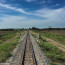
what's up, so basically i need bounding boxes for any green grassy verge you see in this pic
[0,30,26,62]
[31,31,65,65]
[42,33,65,45]
[0,35,19,62]
[38,39,65,65]
[0,32,17,42]
[32,30,65,45]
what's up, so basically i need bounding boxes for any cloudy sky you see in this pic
[0,0,65,28]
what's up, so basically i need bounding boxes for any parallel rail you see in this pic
[21,31,37,65]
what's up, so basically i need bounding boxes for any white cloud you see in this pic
[0,15,45,28]
[25,0,36,2]
[0,3,65,28]
[0,0,6,3]
[0,3,27,14]
[0,9,65,29]
[0,3,65,20]
[0,3,38,16]
[0,3,47,18]
[33,7,65,19]
[55,4,60,6]
[30,7,65,27]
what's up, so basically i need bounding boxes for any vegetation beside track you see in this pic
[31,31,65,65]
[32,30,65,45]
[0,30,26,62]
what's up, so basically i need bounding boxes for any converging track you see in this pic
[0,31,50,65]
[21,31,37,65]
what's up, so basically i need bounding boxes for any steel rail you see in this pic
[21,31,37,65]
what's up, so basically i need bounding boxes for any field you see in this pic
[0,29,26,62]
[31,29,65,65]
[32,30,65,45]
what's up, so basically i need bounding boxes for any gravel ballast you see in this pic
[0,32,50,65]
[30,34,50,65]
[0,33,27,65]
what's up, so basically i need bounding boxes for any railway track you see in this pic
[21,31,37,65]
[0,31,49,65]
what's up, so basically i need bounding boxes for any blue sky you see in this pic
[0,0,65,28]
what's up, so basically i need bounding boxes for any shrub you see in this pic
[0,40,2,44]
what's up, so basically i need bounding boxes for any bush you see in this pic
[0,51,12,62]
[0,40,2,44]
[38,38,65,64]
[50,62,58,65]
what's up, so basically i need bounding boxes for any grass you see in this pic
[0,40,2,44]
[0,34,19,62]
[0,51,12,62]
[38,39,65,61]
[31,31,65,65]
[0,32,17,41]
[42,33,65,45]
[39,39,65,65]
[0,30,26,62]
[32,30,65,45]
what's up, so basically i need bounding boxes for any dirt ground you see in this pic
[31,31,65,52]
[42,36,65,52]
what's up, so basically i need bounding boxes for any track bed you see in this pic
[22,31,37,65]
